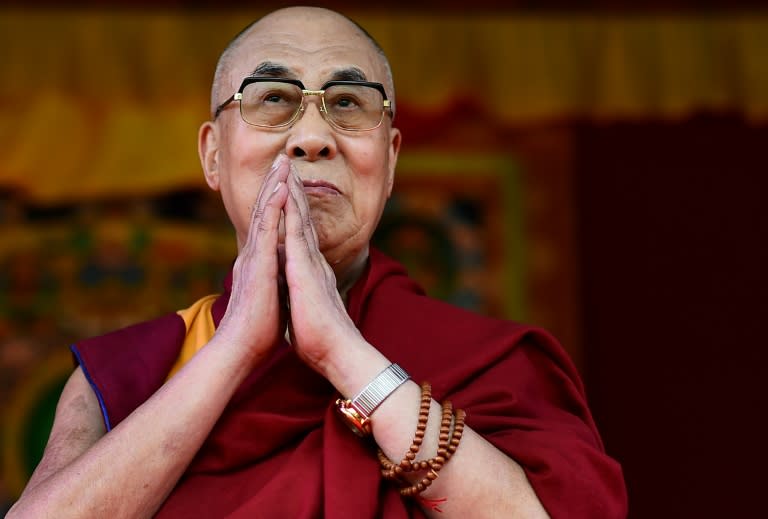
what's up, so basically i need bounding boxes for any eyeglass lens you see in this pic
[240,81,384,129]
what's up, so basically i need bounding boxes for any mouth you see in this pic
[301,179,342,196]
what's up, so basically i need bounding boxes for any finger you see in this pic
[242,179,288,256]
[242,158,290,251]
[284,178,309,254]
[285,176,340,293]
[256,155,290,208]
[287,168,319,251]
[252,156,290,221]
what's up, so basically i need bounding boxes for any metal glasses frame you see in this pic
[213,77,392,131]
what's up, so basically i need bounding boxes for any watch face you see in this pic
[335,400,369,437]
[336,399,371,438]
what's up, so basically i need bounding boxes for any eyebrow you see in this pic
[248,62,369,83]
[328,67,368,82]
[249,61,296,78]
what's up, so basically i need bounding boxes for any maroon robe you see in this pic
[72,248,627,518]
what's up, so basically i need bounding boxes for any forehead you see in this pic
[227,14,385,88]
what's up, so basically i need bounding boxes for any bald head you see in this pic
[210,7,395,119]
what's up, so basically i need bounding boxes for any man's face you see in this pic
[199,9,401,276]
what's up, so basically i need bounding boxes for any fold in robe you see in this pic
[72,248,627,518]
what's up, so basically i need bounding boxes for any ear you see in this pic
[385,127,402,198]
[198,120,221,191]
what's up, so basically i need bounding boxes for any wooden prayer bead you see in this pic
[376,382,467,498]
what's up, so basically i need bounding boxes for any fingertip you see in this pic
[266,156,290,186]
[271,154,289,171]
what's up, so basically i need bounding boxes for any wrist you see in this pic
[320,333,392,401]
[209,325,275,371]
[335,363,410,436]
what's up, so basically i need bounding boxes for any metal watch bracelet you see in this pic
[352,363,410,416]
[335,363,410,437]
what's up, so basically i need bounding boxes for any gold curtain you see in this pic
[2,10,768,201]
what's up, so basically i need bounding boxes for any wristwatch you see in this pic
[335,363,410,437]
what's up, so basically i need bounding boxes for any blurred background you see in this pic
[1,1,767,517]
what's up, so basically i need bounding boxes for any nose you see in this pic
[285,100,337,161]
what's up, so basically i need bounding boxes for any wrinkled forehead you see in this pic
[225,16,386,91]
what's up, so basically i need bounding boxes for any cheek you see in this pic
[349,151,392,210]
[217,133,284,244]
[346,139,390,187]
[226,139,277,174]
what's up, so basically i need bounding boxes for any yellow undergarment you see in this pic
[165,293,219,380]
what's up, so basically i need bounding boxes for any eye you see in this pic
[263,91,290,104]
[336,96,358,108]
[242,82,301,107]
[329,93,363,111]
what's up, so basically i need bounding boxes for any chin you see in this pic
[324,241,366,268]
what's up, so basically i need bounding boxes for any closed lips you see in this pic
[302,180,342,195]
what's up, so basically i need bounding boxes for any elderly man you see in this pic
[9,7,626,518]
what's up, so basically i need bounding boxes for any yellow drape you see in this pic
[2,10,768,201]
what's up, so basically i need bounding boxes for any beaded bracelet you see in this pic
[399,408,466,497]
[378,382,432,479]
[377,382,466,497]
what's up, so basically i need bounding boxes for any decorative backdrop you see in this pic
[3,11,768,201]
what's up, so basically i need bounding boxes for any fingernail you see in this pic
[270,155,286,171]
[272,181,283,193]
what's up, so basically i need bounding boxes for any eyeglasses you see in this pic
[214,77,392,131]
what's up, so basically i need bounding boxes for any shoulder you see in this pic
[74,292,223,352]
[362,253,574,384]
[75,311,186,355]
[70,303,207,430]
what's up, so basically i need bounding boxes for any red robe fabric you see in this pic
[72,248,627,518]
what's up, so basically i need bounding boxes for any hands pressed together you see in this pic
[6,155,388,519]
[8,155,552,519]
[216,155,364,377]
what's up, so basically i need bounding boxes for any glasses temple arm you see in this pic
[213,94,236,120]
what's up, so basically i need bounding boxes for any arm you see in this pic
[332,355,550,519]
[9,339,258,519]
[281,169,549,518]
[9,162,292,519]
